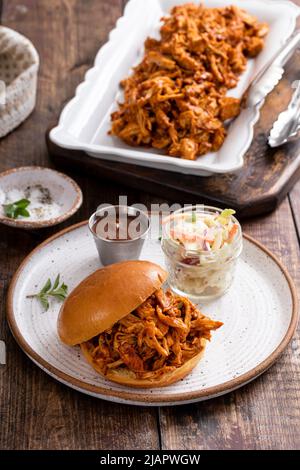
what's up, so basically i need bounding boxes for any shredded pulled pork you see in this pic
[83,289,223,380]
[110,3,268,160]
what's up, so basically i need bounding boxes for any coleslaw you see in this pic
[161,206,243,301]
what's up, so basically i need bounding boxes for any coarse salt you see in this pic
[0,184,62,221]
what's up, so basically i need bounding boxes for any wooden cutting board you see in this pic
[47,52,300,219]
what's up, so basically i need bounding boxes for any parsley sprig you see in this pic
[3,199,31,219]
[27,275,68,311]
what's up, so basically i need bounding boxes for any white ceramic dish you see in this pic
[50,0,300,176]
[7,221,298,406]
[0,167,82,229]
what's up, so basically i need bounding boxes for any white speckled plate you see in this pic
[7,222,298,406]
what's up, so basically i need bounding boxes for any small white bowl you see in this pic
[0,166,83,229]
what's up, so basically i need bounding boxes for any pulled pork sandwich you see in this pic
[58,261,222,388]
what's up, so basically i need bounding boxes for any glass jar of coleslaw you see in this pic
[161,205,243,302]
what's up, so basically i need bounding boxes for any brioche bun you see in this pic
[57,260,168,346]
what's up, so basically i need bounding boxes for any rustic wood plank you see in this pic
[289,181,300,243]
[160,198,300,450]
[0,0,159,450]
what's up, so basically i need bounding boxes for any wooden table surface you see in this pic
[0,0,300,450]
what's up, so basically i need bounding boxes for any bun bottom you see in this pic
[80,339,206,388]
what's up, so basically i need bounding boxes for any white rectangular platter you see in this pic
[50,0,300,176]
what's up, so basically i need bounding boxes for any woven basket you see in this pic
[0,26,39,138]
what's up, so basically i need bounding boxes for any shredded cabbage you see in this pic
[162,208,242,299]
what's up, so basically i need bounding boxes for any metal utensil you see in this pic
[269,80,300,147]
[244,30,300,108]
[0,340,6,365]
[89,205,150,266]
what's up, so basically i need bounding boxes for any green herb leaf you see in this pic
[51,286,68,300]
[61,282,68,293]
[52,274,60,291]
[3,199,31,219]
[40,296,50,311]
[26,275,68,311]
[15,199,31,209]
[40,278,52,294]
[4,206,14,218]
[191,212,197,223]
[18,208,30,217]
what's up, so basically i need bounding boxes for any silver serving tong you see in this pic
[245,30,300,109]
[269,80,300,147]
[0,340,6,365]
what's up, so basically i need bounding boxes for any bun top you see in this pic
[57,260,168,346]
